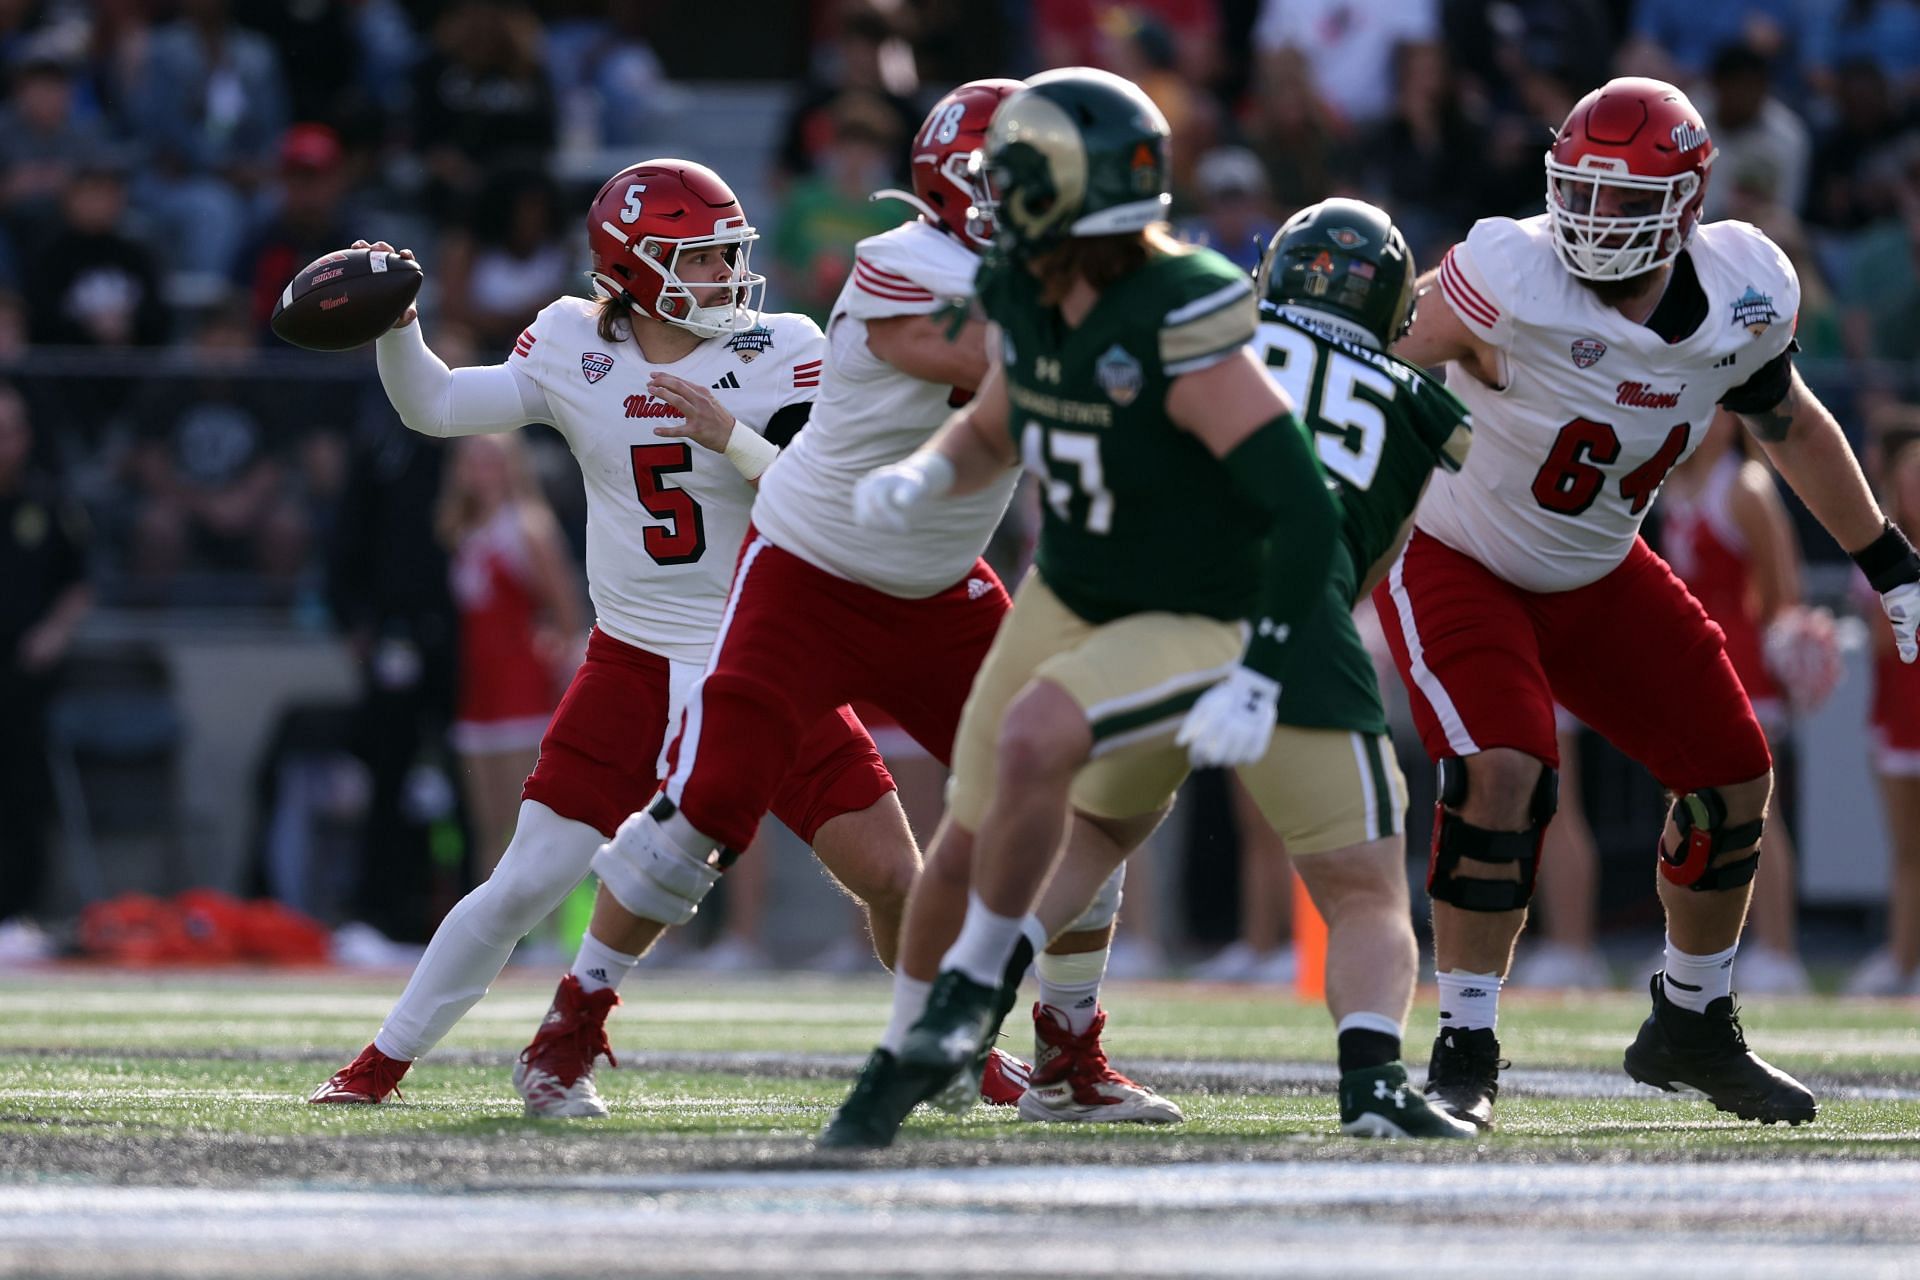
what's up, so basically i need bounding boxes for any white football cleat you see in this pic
[512,973,620,1119]
[512,1056,611,1119]
[1016,1004,1184,1125]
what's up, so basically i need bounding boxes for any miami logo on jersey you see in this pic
[1731,286,1778,336]
[581,351,615,383]
[623,394,682,419]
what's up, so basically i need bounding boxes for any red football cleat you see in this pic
[308,1043,410,1104]
[1016,1003,1184,1124]
[512,974,621,1118]
[979,1046,1031,1106]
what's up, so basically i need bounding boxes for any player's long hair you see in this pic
[594,291,634,345]
[1031,222,1183,306]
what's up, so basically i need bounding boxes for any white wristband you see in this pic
[723,424,781,481]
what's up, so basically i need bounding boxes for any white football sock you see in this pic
[880,973,933,1055]
[1436,969,1503,1033]
[941,893,1025,988]
[1662,935,1737,1013]
[571,932,641,995]
[374,801,600,1061]
[1036,946,1108,1036]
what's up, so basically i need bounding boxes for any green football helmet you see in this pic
[1256,198,1416,350]
[969,67,1172,259]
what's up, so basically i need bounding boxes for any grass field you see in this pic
[4,968,1920,1278]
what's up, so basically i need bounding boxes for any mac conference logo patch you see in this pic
[581,351,614,383]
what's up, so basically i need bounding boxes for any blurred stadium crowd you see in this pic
[2,0,1919,976]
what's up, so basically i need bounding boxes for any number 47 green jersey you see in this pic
[1255,304,1474,732]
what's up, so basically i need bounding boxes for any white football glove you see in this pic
[1884,580,1920,664]
[851,453,956,533]
[1176,665,1280,769]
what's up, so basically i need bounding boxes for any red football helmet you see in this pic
[875,78,1024,249]
[1545,77,1716,281]
[586,159,765,337]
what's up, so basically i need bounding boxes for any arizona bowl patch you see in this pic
[1731,286,1778,336]
[1095,343,1143,407]
[1571,338,1607,368]
[725,325,774,362]
[581,351,614,383]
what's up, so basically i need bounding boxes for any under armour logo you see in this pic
[711,371,741,390]
[1374,1079,1408,1108]
[966,578,992,600]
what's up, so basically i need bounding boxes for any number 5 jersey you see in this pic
[1417,213,1799,592]
[506,297,824,662]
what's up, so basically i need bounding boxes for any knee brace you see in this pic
[1064,864,1126,934]
[1427,758,1558,913]
[589,797,736,927]
[1658,788,1764,891]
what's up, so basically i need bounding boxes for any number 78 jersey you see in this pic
[1254,308,1472,590]
[1415,214,1800,593]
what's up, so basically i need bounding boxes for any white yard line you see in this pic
[3,1164,1919,1279]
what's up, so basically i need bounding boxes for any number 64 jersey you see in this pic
[1415,214,1799,592]
[506,297,824,664]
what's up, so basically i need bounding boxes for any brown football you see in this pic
[270,247,424,351]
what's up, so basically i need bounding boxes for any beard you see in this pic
[1572,266,1665,309]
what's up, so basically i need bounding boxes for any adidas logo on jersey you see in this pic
[711,372,741,390]
[966,578,992,600]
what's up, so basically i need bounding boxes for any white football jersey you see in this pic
[510,297,824,663]
[752,219,1020,598]
[1416,215,1799,592]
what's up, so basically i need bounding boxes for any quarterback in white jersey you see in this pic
[1374,78,1920,1132]
[309,160,916,1121]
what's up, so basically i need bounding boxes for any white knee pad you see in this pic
[590,808,722,927]
[1065,864,1126,934]
[466,801,603,948]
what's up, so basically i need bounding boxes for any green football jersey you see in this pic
[977,243,1278,624]
[1254,306,1473,594]
[1252,306,1474,733]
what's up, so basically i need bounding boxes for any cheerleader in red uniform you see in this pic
[440,434,585,875]
[1663,410,1840,994]
[1853,438,1920,995]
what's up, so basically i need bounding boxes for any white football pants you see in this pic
[373,800,602,1061]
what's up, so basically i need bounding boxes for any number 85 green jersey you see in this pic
[1256,305,1472,594]
[1254,305,1473,733]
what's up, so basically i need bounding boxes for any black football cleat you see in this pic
[1424,1026,1507,1131]
[1624,973,1817,1126]
[816,1048,952,1150]
[899,968,1001,1075]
